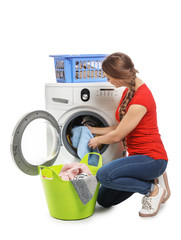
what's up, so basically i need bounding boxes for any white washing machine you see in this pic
[11,82,124,176]
[45,82,124,164]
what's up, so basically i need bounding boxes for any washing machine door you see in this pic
[11,110,61,176]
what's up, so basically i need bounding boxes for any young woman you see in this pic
[88,52,170,217]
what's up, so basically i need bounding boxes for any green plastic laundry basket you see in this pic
[38,152,102,220]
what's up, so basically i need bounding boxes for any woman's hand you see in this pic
[88,137,100,149]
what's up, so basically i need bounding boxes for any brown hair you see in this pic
[102,52,139,155]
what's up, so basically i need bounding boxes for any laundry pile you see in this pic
[60,162,98,205]
[43,162,98,205]
[59,162,92,181]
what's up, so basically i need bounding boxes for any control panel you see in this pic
[76,86,123,107]
[95,88,120,103]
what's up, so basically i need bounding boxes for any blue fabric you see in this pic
[70,126,99,166]
[96,155,168,208]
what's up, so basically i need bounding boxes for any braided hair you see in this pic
[102,52,139,156]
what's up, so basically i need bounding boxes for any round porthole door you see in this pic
[10,110,61,176]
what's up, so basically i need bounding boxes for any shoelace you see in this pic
[142,196,152,210]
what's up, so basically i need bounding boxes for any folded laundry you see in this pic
[59,162,92,181]
[71,126,99,166]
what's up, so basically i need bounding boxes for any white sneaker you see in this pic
[156,172,171,203]
[139,184,166,217]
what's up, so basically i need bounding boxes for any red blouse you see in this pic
[115,84,168,160]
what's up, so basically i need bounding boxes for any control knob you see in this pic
[81,88,90,102]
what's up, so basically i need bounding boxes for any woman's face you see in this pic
[104,73,128,88]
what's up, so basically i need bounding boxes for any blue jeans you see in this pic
[96,155,167,208]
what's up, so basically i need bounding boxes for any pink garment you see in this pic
[59,162,92,181]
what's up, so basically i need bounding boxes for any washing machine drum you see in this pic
[62,111,109,158]
[11,111,61,176]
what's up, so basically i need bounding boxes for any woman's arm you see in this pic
[86,125,117,135]
[88,104,147,149]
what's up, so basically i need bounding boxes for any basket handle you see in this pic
[38,165,61,181]
[80,152,102,169]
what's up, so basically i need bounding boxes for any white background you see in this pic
[1,0,180,239]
